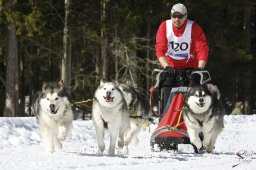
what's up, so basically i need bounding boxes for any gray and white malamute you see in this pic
[183,84,224,153]
[92,80,133,156]
[32,80,73,153]
[119,83,153,145]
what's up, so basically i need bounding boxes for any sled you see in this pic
[150,87,197,152]
[149,69,211,152]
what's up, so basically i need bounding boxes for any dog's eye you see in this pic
[104,88,106,90]
[55,97,59,100]
[47,98,49,100]
[112,88,115,90]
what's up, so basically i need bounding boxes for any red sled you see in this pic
[149,68,211,152]
[150,89,198,152]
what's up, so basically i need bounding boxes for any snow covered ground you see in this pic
[0,115,255,170]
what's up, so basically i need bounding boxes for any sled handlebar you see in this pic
[151,68,211,86]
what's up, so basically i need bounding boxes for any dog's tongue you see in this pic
[51,110,56,114]
[104,96,114,102]
[51,108,59,114]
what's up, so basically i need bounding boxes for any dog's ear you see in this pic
[100,79,106,86]
[42,81,49,92]
[119,83,130,93]
[59,80,65,89]
[207,84,221,100]
[114,80,120,86]
[126,79,133,86]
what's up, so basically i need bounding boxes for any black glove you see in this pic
[159,66,175,87]
[163,66,175,74]
[193,67,204,71]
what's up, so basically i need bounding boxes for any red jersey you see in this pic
[155,19,209,69]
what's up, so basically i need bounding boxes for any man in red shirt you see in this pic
[153,5,210,151]
[154,3,209,116]
[155,3,209,70]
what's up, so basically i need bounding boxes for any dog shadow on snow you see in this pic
[64,149,229,160]
[65,151,128,158]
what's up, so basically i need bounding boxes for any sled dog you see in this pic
[183,84,224,153]
[119,83,153,145]
[92,80,132,156]
[32,80,73,153]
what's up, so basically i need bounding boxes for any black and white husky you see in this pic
[119,83,153,145]
[32,80,73,153]
[183,84,224,153]
[92,80,133,156]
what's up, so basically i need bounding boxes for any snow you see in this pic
[0,115,256,170]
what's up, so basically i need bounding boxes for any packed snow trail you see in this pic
[0,115,255,170]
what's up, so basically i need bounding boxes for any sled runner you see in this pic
[149,68,211,152]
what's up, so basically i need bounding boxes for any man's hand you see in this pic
[158,56,169,68]
[164,66,175,74]
[198,60,206,69]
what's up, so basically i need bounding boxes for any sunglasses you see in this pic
[171,14,185,19]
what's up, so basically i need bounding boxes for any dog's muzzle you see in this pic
[103,91,114,102]
[49,104,59,114]
[196,98,205,107]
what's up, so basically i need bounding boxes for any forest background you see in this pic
[0,0,255,117]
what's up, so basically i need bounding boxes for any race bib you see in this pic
[166,20,193,60]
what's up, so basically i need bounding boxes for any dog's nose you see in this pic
[106,91,111,96]
[50,104,55,110]
[199,98,204,103]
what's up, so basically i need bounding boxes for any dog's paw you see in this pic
[131,137,139,146]
[205,146,215,153]
[42,140,54,153]
[98,143,105,152]
[189,135,203,150]
[199,146,206,153]
[44,145,54,153]
[108,150,115,156]
[47,149,54,153]
[58,126,69,141]
[123,145,129,156]
[192,142,205,154]
[97,150,104,156]
[57,132,66,141]
[53,138,62,151]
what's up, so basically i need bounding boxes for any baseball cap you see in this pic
[171,3,187,15]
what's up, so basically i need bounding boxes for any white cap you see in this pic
[171,3,187,15]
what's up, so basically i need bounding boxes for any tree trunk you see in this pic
[242,1,252,114]
[4,25,19,117]
[101,1,107,80]
[61,0,71,90]
[114,29,119,81]
[243,1,251,52]
[18,38,25,116]
[146,15,151,93]
[129,36,138,87]
[95,47,100,83]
